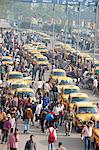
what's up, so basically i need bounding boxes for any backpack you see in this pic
[48,128,55,143]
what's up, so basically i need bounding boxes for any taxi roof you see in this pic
[92,113,99,120]
[2,56,12,59]
[70,93,89,98]
[16,88,33,92]
[95,66,99,70]
[94,60,99,64]
[34,53,43,57]
[11,81,25,85]
[52,69,65,72]
[8,71,23,75]
[75,102,96,107]
[60,76,73,80]
[62,85,80,90]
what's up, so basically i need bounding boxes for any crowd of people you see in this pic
[0,29,98,150]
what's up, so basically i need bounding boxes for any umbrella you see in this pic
[46,113,54,121]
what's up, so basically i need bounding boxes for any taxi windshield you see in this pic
[12,84,26,90]
[78,107,97,114]
[17,91,34,98]
[38,47,46,50]
[59,80,72,85]
[9,74,23,79]
[97,121,99,128]
[52,71,65,76]
[2,58,12,62]
[38,58,47,61]
[72,97,89,103]
[64,89,79,94]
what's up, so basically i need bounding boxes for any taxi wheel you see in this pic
[93,139,98,150]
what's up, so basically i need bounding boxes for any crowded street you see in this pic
[0,0,99,150]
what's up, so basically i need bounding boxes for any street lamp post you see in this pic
[64,1,68,44]
[93,1,99,63]
[76,2,80,58]
[52,3,55,54]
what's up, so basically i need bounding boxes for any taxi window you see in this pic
[64,89,79,94]
[9,74,23,79]
[38,58,47,61]
[97,121,99,128]
[71,97,89,103]
[2,58,12,62]
[11,84,26,89]
[52,71,65,76]
[17,91,34,98]
[59,80,72,85]
[78,107,97,114]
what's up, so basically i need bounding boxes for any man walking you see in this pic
[24,134,37,150]
[64,108,73,136]
[23,107,33,134]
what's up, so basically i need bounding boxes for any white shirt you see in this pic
[93,79,98,88]
[35,104,42,115]
[44,83,51,93]
[88,126,93,137]
[82,126,90,138]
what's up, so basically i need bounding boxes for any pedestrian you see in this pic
[92,77,98,95]
[64,107,73,136]
[47,123,57,150]
[7,128,19,150]
[23,107,33,134]
[81,122,92,150]
[42,92,50,108]
[56,142,67,150]
[1,114,12,144]
[0,107,6,140]
[40,109,47,133]
[24,134,37,150]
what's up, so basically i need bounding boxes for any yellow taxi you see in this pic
[69,93,89,109]
[59,76,73,88]
[91,114,99,149]
[73,102,97,132]
[37,45,48,55]
[54,43,63,53]
[51,69,66,81]
[33,54,49,66]
[23,76,32,87]
[9,81,26,95]
[42,36,50,43]
[7,71,31,86]
[15,88,36,102]
[7,71,24,84]
[60,85,80,108]
[36,55,49,66]
[95,66,99,75]
[94,60,99,67]
[2,56,13,65]
[32,42,42,47]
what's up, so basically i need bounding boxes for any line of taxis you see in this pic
[22,42,49,67]
[2,39,50,104]
[50,68,99,149]
[54,42,99,75]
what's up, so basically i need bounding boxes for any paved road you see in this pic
[0,81,96,150]
[0,118,94,150]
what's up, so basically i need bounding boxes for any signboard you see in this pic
[16,0,98,4]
